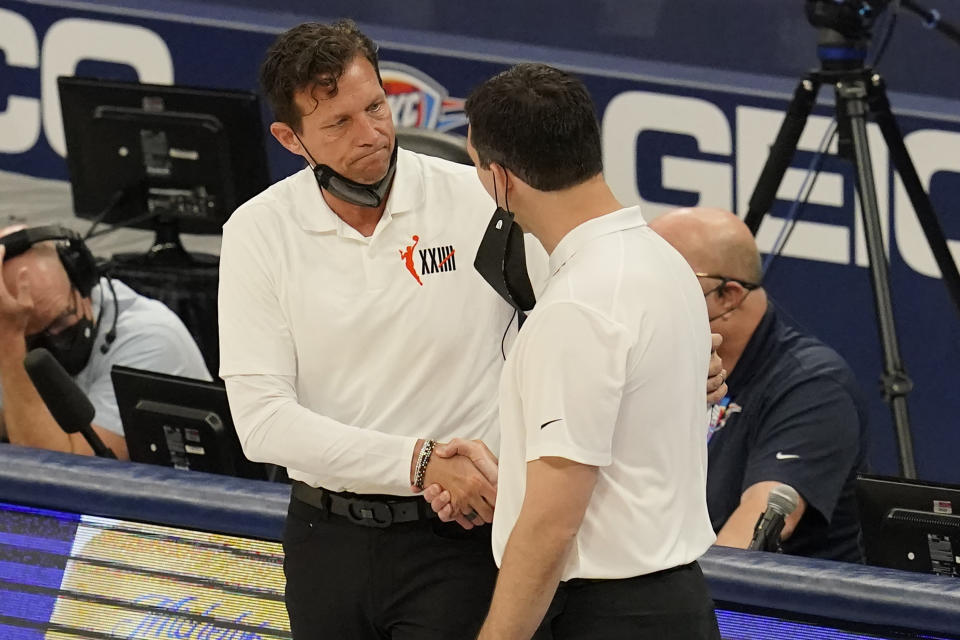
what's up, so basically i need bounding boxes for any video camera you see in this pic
[806,0,891,40]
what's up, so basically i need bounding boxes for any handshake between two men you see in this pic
[411,334,730,528]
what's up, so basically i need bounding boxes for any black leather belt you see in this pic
[291,480,437,528]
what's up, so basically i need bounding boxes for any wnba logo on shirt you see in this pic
[399,236,457,285]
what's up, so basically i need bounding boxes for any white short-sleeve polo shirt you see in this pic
[492,206,717,580]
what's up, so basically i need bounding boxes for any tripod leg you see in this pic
[839,81,918,479]
[744,76,821,235]
[867,75,960,321]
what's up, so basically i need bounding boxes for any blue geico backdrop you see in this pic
[2,0,959,482]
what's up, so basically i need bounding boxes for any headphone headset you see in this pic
[1,225,117,353]
[1,225,98,295]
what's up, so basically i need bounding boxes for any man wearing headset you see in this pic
[0,225,210,459]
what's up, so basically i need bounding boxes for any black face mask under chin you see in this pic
[473,175,536,317]
[26,317,96,376]
[296,132,398,208]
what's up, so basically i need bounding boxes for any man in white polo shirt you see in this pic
[220,20,727,640]
[463,64,721,639]
[219,20,527,640]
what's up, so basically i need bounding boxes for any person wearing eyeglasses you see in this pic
[0,228,210,458]
[649,207,867,562]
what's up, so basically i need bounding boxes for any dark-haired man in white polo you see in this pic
[459,63,721,639]
[221,20,727,640]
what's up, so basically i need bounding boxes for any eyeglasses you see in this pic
[694,273,761,296]
[38,288,82,337]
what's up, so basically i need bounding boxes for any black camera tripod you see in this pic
[743,5,960,479]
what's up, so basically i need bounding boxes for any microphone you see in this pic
[23,348,117,459]
[747,484,800,552]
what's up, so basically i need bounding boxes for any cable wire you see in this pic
[761,120,839,277]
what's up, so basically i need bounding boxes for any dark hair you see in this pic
[465,63,603,192]
[260,20,380,130]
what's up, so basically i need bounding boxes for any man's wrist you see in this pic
[410,438,425,485]
[0,336,27,370]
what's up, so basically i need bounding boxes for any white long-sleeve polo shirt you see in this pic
[219,149,527,495]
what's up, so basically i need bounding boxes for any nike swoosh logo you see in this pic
[776,452,801,460]
[540,419,563,430]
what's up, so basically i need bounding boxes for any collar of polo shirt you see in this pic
[547,207,647,276]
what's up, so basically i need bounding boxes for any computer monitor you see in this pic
[856,474,960,577]
[57,76,270,264]
[111,365,268,480]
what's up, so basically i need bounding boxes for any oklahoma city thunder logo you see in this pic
[707,398,742,443]
[381,63,468,132]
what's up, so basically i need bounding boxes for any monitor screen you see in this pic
[857,474,960,577]
[111,365,267,481]
[57,76,270,236]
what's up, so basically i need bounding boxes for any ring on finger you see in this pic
[464,510,479,522]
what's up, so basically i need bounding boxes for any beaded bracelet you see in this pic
[413,439,437,490]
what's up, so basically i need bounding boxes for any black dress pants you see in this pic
[534,562,721,640]
[282,496,497,640]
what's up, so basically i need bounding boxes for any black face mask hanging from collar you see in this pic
[473,172,536,319]
[295,132,398,208]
